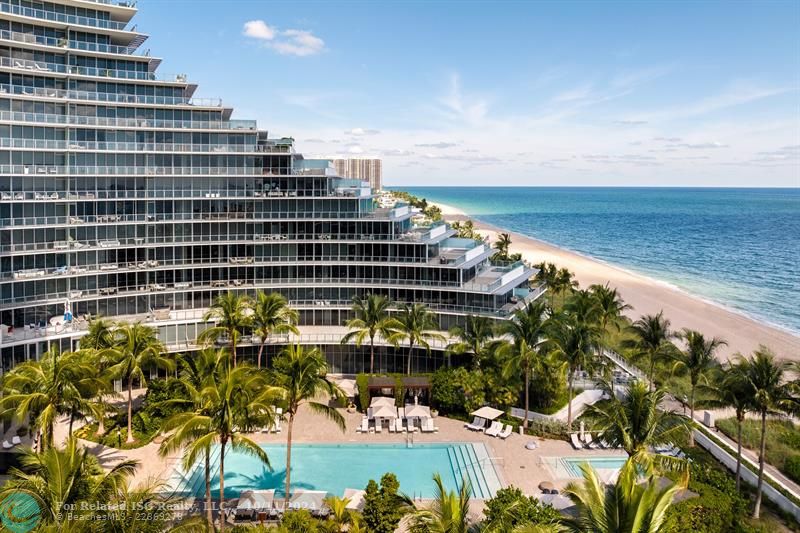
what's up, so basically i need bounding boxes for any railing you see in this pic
[0,2,130,31]
[0,56,188,83]
[0,83,221,107]
[0,110,257,130]
[0,29,141,55]
[0,165,266,176]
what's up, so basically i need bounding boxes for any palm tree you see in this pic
[584,380,690,476]
[738,347,796,519]
[671,329,725,446]
[391,303,446,375]
[624,312,676,390]
[492,232,513,261]
[199,292,253,367]
[703,362,752,491]
[81,316,116,350]
[342,294,401,373]
[561,460,679,533]
[272,344,345,510]
[324,495,353,532]
[1,347,99,450]
[553,268,578,306]
[158,348,228,528]
[0,436,138,526]
[252,291,299,369]
[104,322,173,443]
[499,300,550,429]
[547,314,602,429]
[589,283,632,334]
[563,289,601,325]
[447,314,495,369]
[408,474,474,533]
[533,262,559,307]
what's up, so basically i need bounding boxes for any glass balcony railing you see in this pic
[0,56,187,83]
[0,138,266,153]
[0,83,222,107]
[0,164,265,176]
[0,3,129,31]
[0,29,141,55]
[0,111,257,131]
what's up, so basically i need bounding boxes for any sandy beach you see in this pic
[432,202,800,362]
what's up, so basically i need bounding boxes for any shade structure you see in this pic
[370,396,395,408]
[343,488,366,511]
[289,490,328,513]
[237,489,275,510]
[404,404,431,419]
[336,379,357,398]
[538,481,555,492]
[470,406,503,420]
[370,404,398,419]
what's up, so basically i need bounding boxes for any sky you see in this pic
[136,0,799,187]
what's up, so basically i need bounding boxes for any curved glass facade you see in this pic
[0,0,541,371]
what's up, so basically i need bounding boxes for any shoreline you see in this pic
[431,201,800,362]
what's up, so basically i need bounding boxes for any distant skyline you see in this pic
[139,0,799,187]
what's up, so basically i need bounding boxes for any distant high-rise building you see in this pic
[333,159,382,190]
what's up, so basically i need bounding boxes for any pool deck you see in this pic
[48,399,625,511]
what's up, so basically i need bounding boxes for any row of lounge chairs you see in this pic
[570,432,618,450]
[230,489,330,522]
[356,416,438,433]
[2,435,23,449]
[465,417,513,439]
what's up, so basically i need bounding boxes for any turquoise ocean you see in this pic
[398,187,800,335]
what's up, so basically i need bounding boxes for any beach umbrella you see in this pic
[63,299,72,322]
[404,404,431,419]
[370,396,395,408]
[470,406,503,421]
[370,404,397,419]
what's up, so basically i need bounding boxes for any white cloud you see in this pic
[415,142,458,149]
[439,73,488,124]
[345,128,380,136]
[242,20,326,57]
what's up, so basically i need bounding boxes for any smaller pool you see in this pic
[543,456,628,479]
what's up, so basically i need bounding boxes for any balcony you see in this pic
[0,83,221,107]
[0,2,130,31]
[0,110,256,130]
[0,164,265,176]
[0,29,142,56]
[0,138,265,153]
[0,56,187,83]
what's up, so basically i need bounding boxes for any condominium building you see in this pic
[0,0,542,373]
[333,158,382,191]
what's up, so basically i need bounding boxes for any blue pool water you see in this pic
[170,442,502,499]
[399,187,800,334]
[561,456,628,477]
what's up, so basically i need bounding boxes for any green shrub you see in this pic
[483,486,561,529]
[664,481,736,533]
[356,373,369,411]
[279,509,320,532]
[431,367,486,415]
[784,455,800,485]
[362,473,406,533]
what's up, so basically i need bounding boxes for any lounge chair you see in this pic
[583,433,599,449]
[374,420,382,433]
[465,416,484,431]
[485,421,502,437]
[357,416,369,433]
[389,419,396,433]
[570,433,583,450]
[498,424,513,439]
[421,418,435,433]
[11,436,21,446]
[395,418,406,432]
[2,440,13,449]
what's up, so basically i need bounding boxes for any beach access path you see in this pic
[432,202,800,362]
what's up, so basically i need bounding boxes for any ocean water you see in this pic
[399,187,800,335]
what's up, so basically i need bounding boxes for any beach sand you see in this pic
[432,202,800,362]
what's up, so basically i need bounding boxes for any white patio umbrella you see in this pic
[370,396,395,408]
[370,404,397,419]
[470,406,503,421]
[404,404,431,419]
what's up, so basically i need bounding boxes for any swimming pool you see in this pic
[543,456,628,479]
[168,443,503,499]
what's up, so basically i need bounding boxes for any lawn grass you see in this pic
[716,417,800,484]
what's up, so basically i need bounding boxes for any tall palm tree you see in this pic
[533,262,559,307]
[561,460,679,533]
[493,232,513,261]
[199,292,253,367]
[158,348,228,528]
[408,474,474,533]
[391,304,446,375]
[563,289,601,325]
[584,380,690,477]
[0,436,138,527]
[1,347,99,450]
[738,347,795,519]
[342,294,401,373]
[671,329,725,446]
[702,362,752,491]
[81,316,116,350]
[272,344,345,510]
[104,322,173,443]
[447,314,495,369]
[499,300,550,429]
[252,291,299,369]
[553,268,578,307]
[166,363,281,531]
[547,314,603,429]
[623,312,676,390]
[589,283,632,334]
